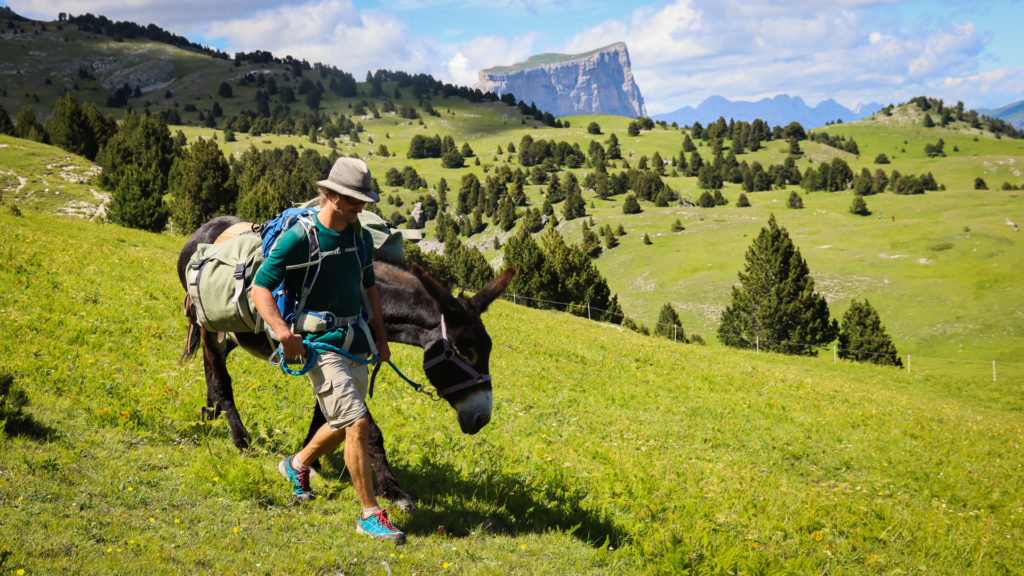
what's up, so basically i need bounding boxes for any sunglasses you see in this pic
[339,195,366,207]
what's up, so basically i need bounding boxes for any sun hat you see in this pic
[317,158,380,203]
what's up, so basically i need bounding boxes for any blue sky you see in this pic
[6,0,1023,114]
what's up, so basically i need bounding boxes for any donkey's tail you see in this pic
[181,294,202,364]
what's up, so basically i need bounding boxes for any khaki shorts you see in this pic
[308,351,369,430]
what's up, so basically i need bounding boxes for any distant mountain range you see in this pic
[979,100,1024,130]
[652,95,882,129]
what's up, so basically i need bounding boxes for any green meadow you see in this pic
[2,209,1023,575]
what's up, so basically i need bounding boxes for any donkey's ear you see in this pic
[409,263,461,314]
[469,267,515,313]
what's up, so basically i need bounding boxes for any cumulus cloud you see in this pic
[10,0,292,34]
[441,33,539,86]
[203,0,432,75]
[555,0,998,114]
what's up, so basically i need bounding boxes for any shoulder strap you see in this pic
[292,213,321,326]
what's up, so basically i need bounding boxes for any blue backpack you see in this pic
[255,207,368,328]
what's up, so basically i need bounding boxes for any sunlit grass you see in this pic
[1,211,1022,574]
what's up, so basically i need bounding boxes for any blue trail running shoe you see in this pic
[278,453,315,501]
[356,509,406,544]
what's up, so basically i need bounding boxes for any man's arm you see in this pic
[252,285,305,359]
[366,285,391,363]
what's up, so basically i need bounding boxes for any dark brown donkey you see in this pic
[177,215,514,511]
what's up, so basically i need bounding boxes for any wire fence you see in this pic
[500,292,1024,383]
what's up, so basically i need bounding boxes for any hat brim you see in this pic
[317,179,380,203]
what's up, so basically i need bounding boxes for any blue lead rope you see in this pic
[271,340,438,401]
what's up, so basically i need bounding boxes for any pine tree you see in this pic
[654,303,685,341]
[0,103,13,135]
[106,164,169,232]
[236,178,287,223]
[97,111,179,231]
[622,194,641,214]
[169,138,236,234]
[838,299,902,367]
[849,195,870,216]
[718,214,838,355]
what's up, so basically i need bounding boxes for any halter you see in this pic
[421,315,492,397]
[273,314,490,401]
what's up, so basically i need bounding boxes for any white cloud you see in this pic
[554,0,1002,114]
[441,33,538,86]
[203,0,431,75]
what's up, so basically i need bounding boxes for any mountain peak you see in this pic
[475,43,646,118]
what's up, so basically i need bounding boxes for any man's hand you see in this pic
[280,332,306,360]
[376,339,391,364]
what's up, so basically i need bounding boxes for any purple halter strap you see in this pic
[422,315,492,397]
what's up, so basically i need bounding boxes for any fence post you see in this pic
[513,293,517,305]
[756,336,759,353]
[907,355,911,373]
[673,325,677,342]
[587,302,591,321]
[993,360,997,382]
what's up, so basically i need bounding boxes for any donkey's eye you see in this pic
[457,346,478,365]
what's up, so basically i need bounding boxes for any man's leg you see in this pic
[343,415,377,509]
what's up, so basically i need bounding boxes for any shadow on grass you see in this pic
[360,455,627,549]
[2,412,59,442]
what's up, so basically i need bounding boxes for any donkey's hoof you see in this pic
[392,496,418,513]
[200,406,220,420]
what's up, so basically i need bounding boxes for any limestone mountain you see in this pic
[474,42,646,119]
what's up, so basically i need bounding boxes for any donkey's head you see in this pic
[410,265,515,434]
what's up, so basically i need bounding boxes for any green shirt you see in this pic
[253,215,376,353]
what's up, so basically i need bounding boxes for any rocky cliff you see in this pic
[474,42,646,118]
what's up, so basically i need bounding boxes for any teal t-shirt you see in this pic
[253,215,376,353]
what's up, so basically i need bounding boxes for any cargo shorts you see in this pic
[308,350,370,430]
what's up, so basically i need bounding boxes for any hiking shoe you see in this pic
[278,454,315,501]
[356,510,406,544]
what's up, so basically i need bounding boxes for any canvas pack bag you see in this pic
[186,209,405,336]
[186,232,265,334]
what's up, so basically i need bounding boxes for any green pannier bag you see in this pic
[186,210,405,335]
[186,233,265,334]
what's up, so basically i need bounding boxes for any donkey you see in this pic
[177,215,514,511]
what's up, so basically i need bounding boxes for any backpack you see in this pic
[185,207,405,335]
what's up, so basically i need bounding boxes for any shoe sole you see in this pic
[355,522,406,545]
[279,458,316,501]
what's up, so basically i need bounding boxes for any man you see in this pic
[250,157,405,544]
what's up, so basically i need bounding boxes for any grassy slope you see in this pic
[3,18,1023,372]
[1,211,1022,575]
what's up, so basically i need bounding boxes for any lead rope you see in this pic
[269,339,439,401]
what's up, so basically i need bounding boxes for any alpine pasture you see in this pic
[2,208,1023,574]
[2,22,1024,571]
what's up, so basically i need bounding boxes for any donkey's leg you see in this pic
[300,403,417,512]
[201,330,250,450]
[366,409,417,512]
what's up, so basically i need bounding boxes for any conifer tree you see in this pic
[169,138,236,234]
[622,194,641,214]
[0,103,13,135]
[654,303,685,341]
[99,111,179,231]
[718,214,838,355]
[838,299,902,367]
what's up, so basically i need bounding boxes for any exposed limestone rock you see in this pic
[475,42,646,118]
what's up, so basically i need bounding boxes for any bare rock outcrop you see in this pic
[475,42,646,118]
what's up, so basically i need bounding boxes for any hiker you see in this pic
[250,157,405,544]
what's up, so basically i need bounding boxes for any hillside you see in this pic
[2,11,1022,379]
[1,210,1023,574]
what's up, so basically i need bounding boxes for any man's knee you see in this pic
[346,413,371,438]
